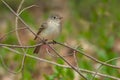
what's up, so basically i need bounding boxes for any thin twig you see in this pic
[0,54,20,74]
[48,45,88,80]
[73,50,82,80]
[17,0,24,13]
[73,51,79,70]
[1,0,49,57]
[0,43,43,48]
[15,0,26,79]
[0,27,28,41]
[55,41,120,69]
[0,0,27,74]
[46,48,74,58]
[1,0,120,79]
[19,5,39,15]
[0,46,27,74]
[46,48,57,57]
[2,0,117,70]
[91,57,120,80]
[2,46,120,80]
[2,1,77,77]
[2,0,120,70]
[1,0,42,40]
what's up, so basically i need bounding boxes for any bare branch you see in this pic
[1,0,120,80]
[55,41,120,69]
[15,0,26,79]
[2,46,120,80]
[0,46,27,74]
[19,5,39,15]
[17,0,25,13]
[48,45,88,80]
[0,27,28,41]
[91,57,120,80]
[1,0,37,37]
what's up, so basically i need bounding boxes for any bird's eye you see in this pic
[53,16,56,19]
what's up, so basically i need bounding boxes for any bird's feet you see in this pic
[42,38,48,44]
[52,40,57,44]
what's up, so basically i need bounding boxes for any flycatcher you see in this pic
[33,14,62,54]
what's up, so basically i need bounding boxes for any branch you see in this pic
[15,0,26,79]
[0,43,42,48]
[91,57,120,80]
[1,0,120,79]
[54,41,120,69]
[1,0,37,38]
[2,46,120,80]
[48,45,88,80]
[19,5,39,15]
[0,27,28,41]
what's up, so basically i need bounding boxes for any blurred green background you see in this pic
[0,0,120,80]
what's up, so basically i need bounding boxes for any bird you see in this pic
[33,14,62,54]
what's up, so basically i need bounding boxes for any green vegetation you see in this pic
[0,0,120,80]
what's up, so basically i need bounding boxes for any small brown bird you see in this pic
[33,14,62,54]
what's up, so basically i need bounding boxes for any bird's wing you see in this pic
[34,22,47,40]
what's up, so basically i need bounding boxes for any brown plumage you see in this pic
[33,14,62,54]
[33,23,47,54]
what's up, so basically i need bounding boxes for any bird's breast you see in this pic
[40,24,61,40]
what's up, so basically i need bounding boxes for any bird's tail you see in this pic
[33,45,41,54]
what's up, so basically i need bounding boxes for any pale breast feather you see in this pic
[40,20,61,40]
